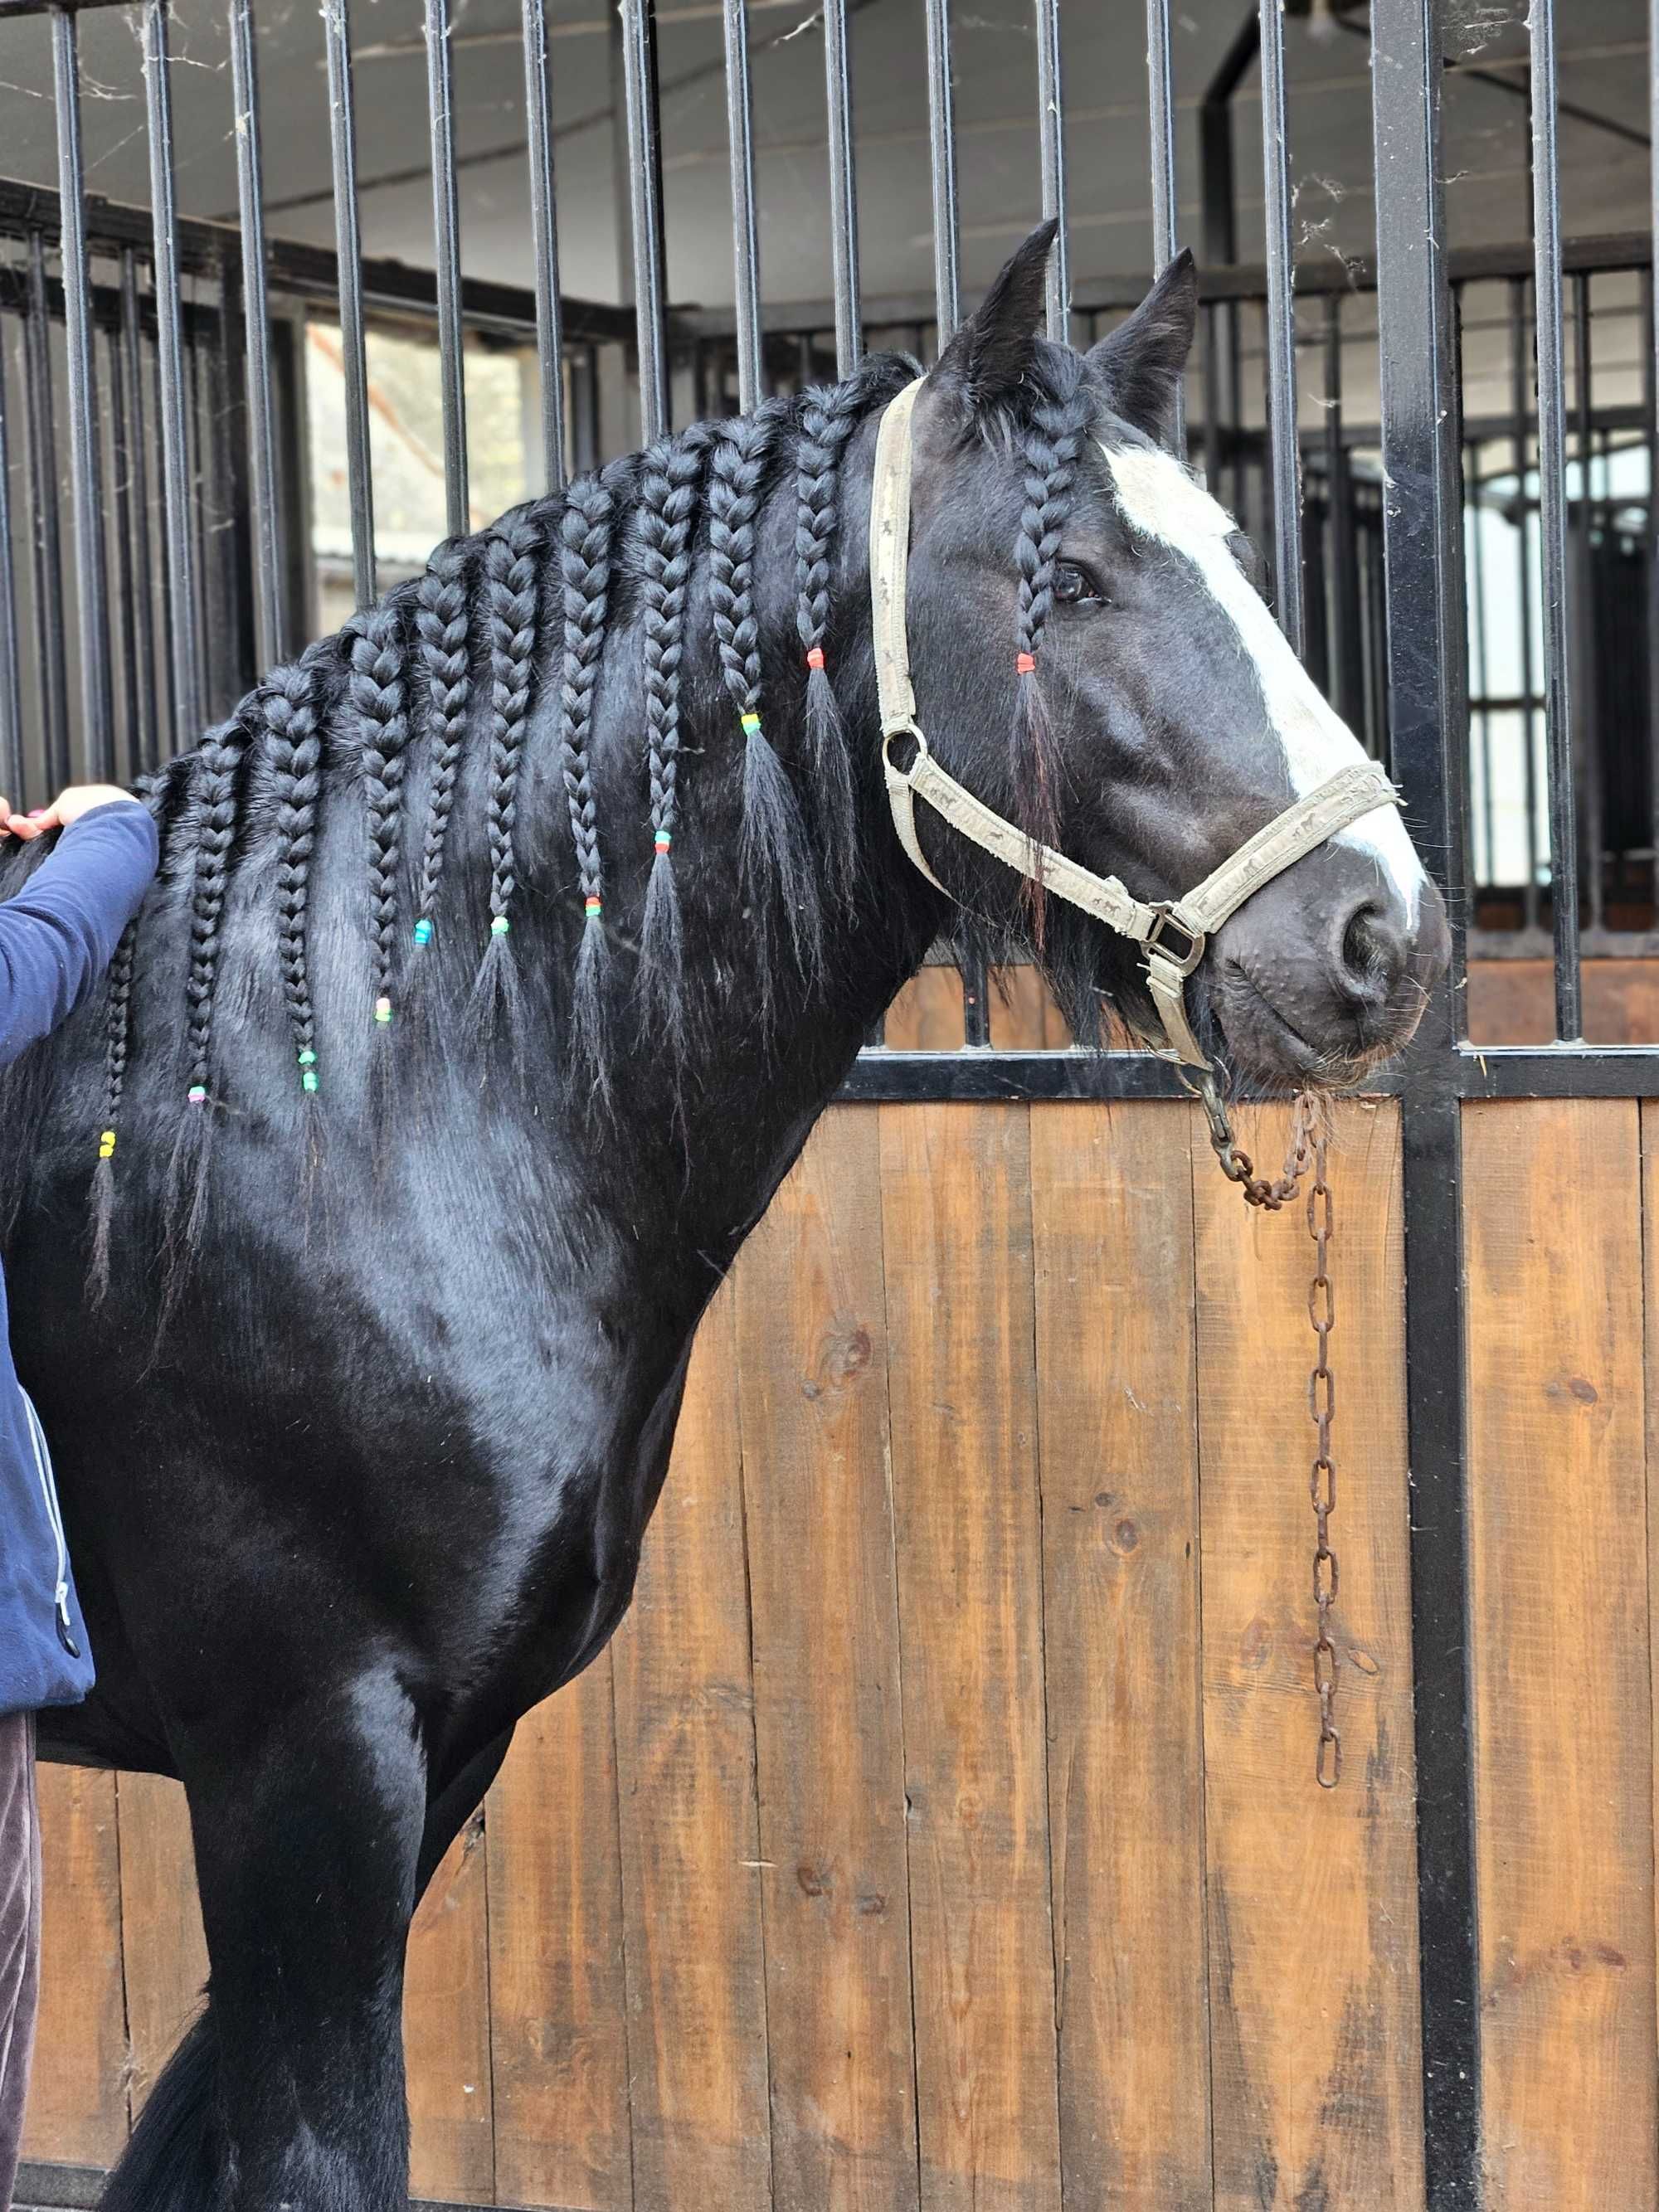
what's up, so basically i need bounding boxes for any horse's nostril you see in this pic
[1335,896,1407,1005]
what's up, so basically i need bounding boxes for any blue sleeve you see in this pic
[0,801,160,1069]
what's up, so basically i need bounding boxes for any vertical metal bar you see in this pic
[143,0,202,740]
[1258,0,1302,654]
[521,0,567,492]
[1510,275,1540,930]
[322,0,376,607]
[23,234,69,795]
[619,0,669,441]
[1033,0,1068,343]
[52,6,113,779]
[722,0,761,412]
[961,958,990,1049]
[1323,293,1360,730]
[108,318,139,781]
[214,254,257,698]
[229,0,285,665]
[118,250,157,774]
[425,0,469,536]
[0,318,22,801]
[924,0,960,344]
[822,0,861,373]
[1647,261,1659,897]
[1146,0,1182,452]
[1370,4,1479,2206]
[1574,271,1602,935]
[1528,0,1579,1034]
[572,343,600,473]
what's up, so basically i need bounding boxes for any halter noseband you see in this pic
[868,377,1403,1069]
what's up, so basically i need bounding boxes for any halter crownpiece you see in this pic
[868,377,1404,1069]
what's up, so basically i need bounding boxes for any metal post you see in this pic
[425,0,469,537]
[1574,272,1602,936]
[142,0,202,742]
[22,233,69,793]
[1146,0,1183,453]
[321,0,376,607]
[51,5,113,777]
[229,0,285,665]
[1371,2,1480,2205]
[1529,0,1579,1037]
[1034,0,1068,343]
[923,0,960,344]
[118,250,157,773]
[822,0,861,373]
[722,0,761,413]
[0,323,21,800]
[522,0,567,493]
[1258,0,1303,654]
[619,0,669,442]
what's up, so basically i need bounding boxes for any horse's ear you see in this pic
[929,221,1058,414]
[1086,250,1197,447]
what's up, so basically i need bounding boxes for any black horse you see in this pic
[3,226,1446,2210]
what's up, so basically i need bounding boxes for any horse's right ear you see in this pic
[929,221,1058,415]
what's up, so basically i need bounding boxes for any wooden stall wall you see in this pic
[25,1091,1431,2211]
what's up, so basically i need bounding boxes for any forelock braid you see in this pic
[1012,383,1090,874]
[559,470,615,1094]
[467,509,542,1049]
[262,654,324,1094]
[709,410,822,989]
[412,537,474,950]
[635,425,709,1053]
[351,601,414,1039]
[793,380,864,901]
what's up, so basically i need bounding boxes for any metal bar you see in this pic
[721,0,761,411]
[144,0,202,740]
[522,0,567,490]
[23,233,69,794]
[52,6,112,778]
[619,0,669,440]
[1530,0,1579,1039]
[118,250,157,774]
[923,0,960,343]
[1146,0,1182,452]
[425,0,469,535]
[960,954,990,1049]
[107,314,138,781]
[1370,2,1480,2205]
[213,254,257,699]
[1323,292,1360,729]
[1510,275,1540,931]
[1574,270,1603,932]
[229,0,284,665]
[0,317,21,800]
[822,0,860,372]
[1033,0,1068,343]
[1258,0,1302,653]
[322,0,376,607]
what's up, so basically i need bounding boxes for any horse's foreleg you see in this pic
[102,1670,427,2212]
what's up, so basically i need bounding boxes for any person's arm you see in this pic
[0,790,160,1070]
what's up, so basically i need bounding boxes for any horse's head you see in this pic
[898,224,1449,1088]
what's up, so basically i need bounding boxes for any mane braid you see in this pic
[558,470,615,1097]
[468,508,542,1048]
[1013,381,1089,939]
[411,537,474,955]
[635,425,709,1056]
[85,916,136,1303]
[352,602,414,1068]
[263,654,324,1094]
[708,409,822,995]
[793,380,864,902]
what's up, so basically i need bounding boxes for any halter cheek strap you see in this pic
[868,377,1404,1069]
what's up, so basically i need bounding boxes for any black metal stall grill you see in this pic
[0,0,1647,2204]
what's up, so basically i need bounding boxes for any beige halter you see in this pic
[868,377,1403,1068]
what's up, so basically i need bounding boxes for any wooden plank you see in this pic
[735,1109,918,2212]
[115,1772,207,2120]
[406,1805,494,2205]
[25,1767,126,2169]
[487,1659,633,2212]
[1468,1098,1656,2210]
[1029,1100,1209,2211]
[878,1100,1061,2210]
[1467,957,1659,1046]
[1194,1099,1423,2210]
[611,1284,772,2211]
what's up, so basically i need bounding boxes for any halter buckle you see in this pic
[1144,902,1207,978]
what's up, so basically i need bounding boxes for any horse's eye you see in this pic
[1053,561,1102,606]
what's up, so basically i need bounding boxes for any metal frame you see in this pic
[0,0,1651,2201]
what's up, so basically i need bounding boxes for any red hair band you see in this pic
[805,645,825,671]
[1016,651,1037,675]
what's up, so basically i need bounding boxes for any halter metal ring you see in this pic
[1144,901,1207,978]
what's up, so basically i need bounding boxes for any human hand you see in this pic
[3,785,139,840]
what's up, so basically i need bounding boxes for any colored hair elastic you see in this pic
[96,1129,115,1162]
[805,646,825,671]
[374,996,392,1025]
[187,1085,207,1106]
[1016,651,1037,675]
[412,917,433,946]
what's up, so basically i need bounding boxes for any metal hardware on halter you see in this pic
[866,377,1405,1078]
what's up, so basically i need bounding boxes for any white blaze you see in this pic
[1102,441,1425,923]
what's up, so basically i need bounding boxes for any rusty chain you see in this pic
[1185,1068,1342,1786]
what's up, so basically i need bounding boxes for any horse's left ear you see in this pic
[1086,250,1197,447]
[928,220,1058,415]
